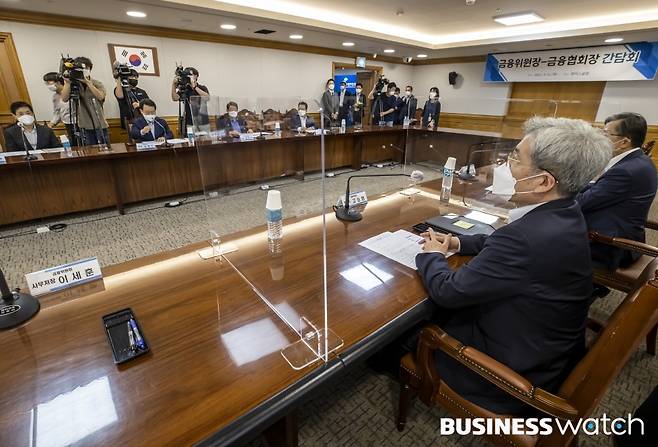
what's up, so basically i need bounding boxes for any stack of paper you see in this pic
[358,230,423,270]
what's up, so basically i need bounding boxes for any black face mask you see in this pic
[128,79,138,87]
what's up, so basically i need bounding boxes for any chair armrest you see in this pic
[589,231,658,257]
[646,220,658,232]
[416,325,579,420]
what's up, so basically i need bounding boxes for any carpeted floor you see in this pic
[1,165,656,446]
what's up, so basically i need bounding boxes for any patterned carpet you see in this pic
[1,165,656,446]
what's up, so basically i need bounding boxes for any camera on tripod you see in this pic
[59,56,86,82]
[373,75,390,98]
[174,65,194,94]
[113,62,134,87]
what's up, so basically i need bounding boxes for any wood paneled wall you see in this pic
[0,31,30,148]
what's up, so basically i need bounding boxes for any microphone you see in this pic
[0,267,40,330]
[335,170,424,222]
[153,118,172,147]
[17,122,37,161]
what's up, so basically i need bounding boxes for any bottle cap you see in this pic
[444,157,456,171]
[266,190,282,210]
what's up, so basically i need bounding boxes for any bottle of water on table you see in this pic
[441,157,457,202]
[266,190,283,240]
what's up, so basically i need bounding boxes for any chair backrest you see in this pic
[642,140,655,156]
[557,260,658,419]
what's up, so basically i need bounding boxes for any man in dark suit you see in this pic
[352,82,367,126]
[397,85,418,124]
[290,101,316,131]
[129,99,173,143]
[337,81,353,125]
[217,101,249,138]
[3,101,59,152]
[415,117,612,415]
[576,112,657,271]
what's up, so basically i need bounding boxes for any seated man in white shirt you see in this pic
[290,101,316,132]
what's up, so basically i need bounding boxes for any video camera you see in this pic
[373,75,391,99]
[174,64,194,96]
[59,56,86,82]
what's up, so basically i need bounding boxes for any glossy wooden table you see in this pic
[0,126,509,226]
[0,181,499,446]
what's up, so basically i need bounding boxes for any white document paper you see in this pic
[2,150,45,157]
[359,230,426,270]
[166,138,190,145]
[0,154,5,164]
[464,210,498,225]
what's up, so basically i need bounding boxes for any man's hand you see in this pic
[229,130,240,138]
[132,101,140,109]
[140,126,151,136]
[156,136,166,143]
[47,122,56,129]
[421,229,459,255]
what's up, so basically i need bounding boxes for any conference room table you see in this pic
[0,177,507,446]
[0,125,512,226]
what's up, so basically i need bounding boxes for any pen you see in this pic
[127,322,136,351]
[129,318,146,350]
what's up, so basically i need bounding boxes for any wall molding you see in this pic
[0,7,406,65]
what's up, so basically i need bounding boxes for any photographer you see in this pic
[114,67,149,129]
[61,56,110,146]
[171,66,209,128]
[368,78,397,124]
[43,71,75,145]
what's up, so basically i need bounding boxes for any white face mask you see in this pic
[228,111,238,118]
[83,69,91,78]
[356,88,362,94]
[328,84,334,91]
[143,114,156,123]
[18,114,35,126]
[429,91,437,99]
[340,85,346,91]
[491,162,549,201]
[298,110,306,117]
[405,90,411,96]
[47,84,58,92]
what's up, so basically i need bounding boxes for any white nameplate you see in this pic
[25,257,102,296]
[136,142,157,151]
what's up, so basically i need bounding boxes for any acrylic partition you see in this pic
[190,96,342,369]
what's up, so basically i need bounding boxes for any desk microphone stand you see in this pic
[19,124,37,161]
[0,268,39,330]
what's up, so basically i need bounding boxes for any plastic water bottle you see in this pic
[186,126,195,145]
[274,121,281,137]
[441,157,456,202]
[266,190,283,240]
[403,117,410,128]
[60,135,72,157]
[340,119,346,133]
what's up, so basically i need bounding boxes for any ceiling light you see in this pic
[417,54,428,58]
[383,49,395,53]
[604,37,624,43]
[220,23,237,30]
[289,34,303,39]
[493,12,544,26]
[342,42,355,47]
[126,11,147,18]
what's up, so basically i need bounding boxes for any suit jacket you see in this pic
[576,149,657,271]
[415,198,592,415]
[217,116,247,134]
[129,117,173,142]
[397,95,418,123]
[321,91,339,124]
[337,91,353,121]
[290,113,316,129]
[352,93,367,123]
[3,123,59,151]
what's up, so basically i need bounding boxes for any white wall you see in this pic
[0,20,412,120]
[596,77,658,124]
[411,63,511,116]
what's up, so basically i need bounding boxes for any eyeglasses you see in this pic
[507,147,559,183]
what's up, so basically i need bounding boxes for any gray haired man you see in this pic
[411,117,612,415]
